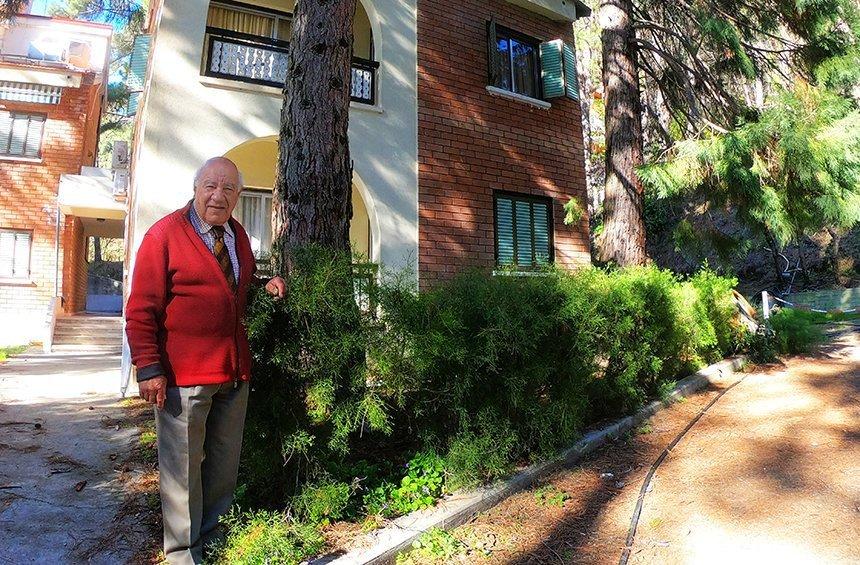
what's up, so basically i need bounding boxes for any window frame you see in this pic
[487,23,544,101]
[0,228,33,282]
[493,191,555,268]
[0,112,47,160]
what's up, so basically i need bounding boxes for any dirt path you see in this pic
[0,348,151,564]
[405,324,860,564]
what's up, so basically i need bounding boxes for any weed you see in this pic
[212,509,325,565]
[635,422,653,435]
[397,528,465,564]
[534,486,570,508]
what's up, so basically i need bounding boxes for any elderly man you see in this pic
[126,157,285,564]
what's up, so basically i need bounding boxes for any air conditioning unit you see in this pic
[113,169,129,195]
[112,141,129,170]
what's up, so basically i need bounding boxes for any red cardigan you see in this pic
[126,204,257,387]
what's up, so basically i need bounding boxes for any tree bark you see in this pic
[273,0,357,272]
[597,0,647,266]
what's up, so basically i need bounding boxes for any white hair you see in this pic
[193,157,244,189]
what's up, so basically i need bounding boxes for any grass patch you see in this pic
[0,345,26,364]
[138,422,157,464]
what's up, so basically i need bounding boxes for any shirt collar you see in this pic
[189,202,235,239]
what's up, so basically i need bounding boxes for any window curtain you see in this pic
[207,6,274,37]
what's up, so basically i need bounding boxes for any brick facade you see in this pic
[417,0,591,288]
[0,78,101,342]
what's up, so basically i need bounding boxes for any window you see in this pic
[0,112,46,158]
[489,23,542,100]
[207,2,292,41]
[0,230,32,280]
[494,192,553,267]
[233,190,273,260]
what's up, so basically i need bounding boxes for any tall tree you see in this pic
[598,0,647,265]
[272,0,357,272]
[594,0,860,265]
[50,0,147,132]
[0,0,28,19]
[639,84,860,280]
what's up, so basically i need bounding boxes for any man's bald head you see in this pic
[194,157,244,190]
[192,157,244,226]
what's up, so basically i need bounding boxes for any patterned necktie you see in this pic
[211,225,237,292]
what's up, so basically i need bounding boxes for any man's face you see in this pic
[193,159,242,226]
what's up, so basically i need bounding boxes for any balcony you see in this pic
[0,14,111,89]
[202,27,380,105]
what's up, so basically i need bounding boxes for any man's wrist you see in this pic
[136,362,165,383]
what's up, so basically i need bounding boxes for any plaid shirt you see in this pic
[188,204,240,281]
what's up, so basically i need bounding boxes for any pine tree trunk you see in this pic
[597,0,647,266]
[272,0,357,272]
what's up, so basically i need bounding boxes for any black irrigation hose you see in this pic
[618,376,747,565]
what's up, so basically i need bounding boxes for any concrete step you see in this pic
[53,315,123,349]
[55,318,122,326]
[50,344,122,354]
[52,338,122,346]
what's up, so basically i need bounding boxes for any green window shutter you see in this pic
[540,39,565,99]
[533,203,551,264]
[495,193,554,267]
[487,17,501,87]
[495,197,515,265]
[563,42,580,101]
[23,115,45,157]
[127,34,152,116]
[515,200,533,265]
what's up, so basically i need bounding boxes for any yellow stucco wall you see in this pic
[223,138,371,257]
[216,0,373,58]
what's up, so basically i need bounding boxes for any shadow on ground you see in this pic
[435,325,859,565]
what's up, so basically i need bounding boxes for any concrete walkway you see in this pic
[0,348,144,564]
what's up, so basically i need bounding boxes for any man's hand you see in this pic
[265,276,287,299]
[139,376,168,410]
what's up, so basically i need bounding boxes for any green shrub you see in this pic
[213,510,324,565]
[769,308,825,354]
[241,249,746,523]
[292,480,352,525]
[444,414,518,489]
[364,452,446,517]
[240,246,390,505]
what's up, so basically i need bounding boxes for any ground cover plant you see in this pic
[213,247,749,563]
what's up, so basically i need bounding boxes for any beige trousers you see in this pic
[155,381,249,565]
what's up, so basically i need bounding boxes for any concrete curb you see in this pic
[310,355,748,565]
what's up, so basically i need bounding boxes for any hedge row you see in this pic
[237,247,746,512]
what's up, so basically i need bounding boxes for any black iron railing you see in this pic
[203,27,379,105]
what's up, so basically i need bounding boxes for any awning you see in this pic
[58,171,127,220]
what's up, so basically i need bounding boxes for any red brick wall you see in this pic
[417,0,591,288]
[0,79,102,331]
[62,218,88,313]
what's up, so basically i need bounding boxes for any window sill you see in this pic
[492,269,553,277]
[486,86,551,110]
[0,278,36,287]
[0,155,42,164]
[199,75,384,113]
